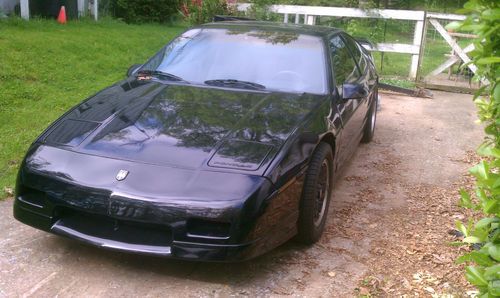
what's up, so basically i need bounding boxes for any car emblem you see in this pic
[116,170,129,181]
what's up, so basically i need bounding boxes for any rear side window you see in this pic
[329,35,361,84]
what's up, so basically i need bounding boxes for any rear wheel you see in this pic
[296,142,333,244]
[361,95,378,143]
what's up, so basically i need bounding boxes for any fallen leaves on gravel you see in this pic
[352,156,479,296]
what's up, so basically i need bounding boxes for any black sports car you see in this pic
[14,21,378,261]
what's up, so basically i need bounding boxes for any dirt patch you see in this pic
[0,91,482,297]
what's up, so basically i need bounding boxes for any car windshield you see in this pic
[140,28,328,94]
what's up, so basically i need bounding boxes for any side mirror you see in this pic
[126,64,142,77]
[342,83,368,100]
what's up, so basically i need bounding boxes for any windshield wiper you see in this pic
[204,79,266,90]
[137,70,189,83]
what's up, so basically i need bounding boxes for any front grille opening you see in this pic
[56,209,172,247]
[18,187,46,208]
[187,218,231,239]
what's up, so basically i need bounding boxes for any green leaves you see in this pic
[457,220,470,236]
[481,8,500,20]
[488,244,500,262]
[485,265,500,280]
[477,57,500,65]
[470,160,489,181]
[466,266,488,287]
[460,189,474,208]
[183,0,230,25]
[476,217,498,229]
[455,0,500,296]
[489,280,500,296]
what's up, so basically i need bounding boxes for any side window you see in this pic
[341,34,367,73]
[329,35,361,85]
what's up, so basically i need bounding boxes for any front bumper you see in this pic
[14,144,305,261]
[13,172,303,262]
[13,199,273,261]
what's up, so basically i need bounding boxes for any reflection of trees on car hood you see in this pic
[43,81,327,168]
[89,84,322,151]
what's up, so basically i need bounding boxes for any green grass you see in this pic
[0,18,185,198]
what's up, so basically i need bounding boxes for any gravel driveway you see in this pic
[0,91,481,297]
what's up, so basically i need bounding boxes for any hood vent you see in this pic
[45,119,99,147]
[208,140,272,171]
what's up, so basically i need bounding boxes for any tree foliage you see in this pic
[115,0,180,24]
[447,0,500,296]
[181,0,233,25]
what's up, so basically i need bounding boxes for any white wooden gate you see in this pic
[424,16,484,83]
[236,3,479,87]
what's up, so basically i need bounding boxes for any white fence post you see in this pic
[409,19,425,79]
[20,0,29,20]
[77,0,85,17]
[93,0,98,21]
[306,15,315,25]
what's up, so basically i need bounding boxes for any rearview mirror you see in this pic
[342,83,368,100]
[126,64,142,77]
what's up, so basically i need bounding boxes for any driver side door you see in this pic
[328,34,365,166]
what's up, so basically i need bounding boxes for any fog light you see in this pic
[18,187,45,208]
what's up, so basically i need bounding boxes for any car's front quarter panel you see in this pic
[264,95,338,188]
[247,95,339,248]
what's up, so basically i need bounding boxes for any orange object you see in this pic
[57,6,67,24]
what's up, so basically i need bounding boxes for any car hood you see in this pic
[39,80,326,173]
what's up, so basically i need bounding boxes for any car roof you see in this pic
[199,21,342,38]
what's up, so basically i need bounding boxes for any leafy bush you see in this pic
[181,0,232,25]
[243,0,278,21]
[115,0,180,24]
[448,0,500,296]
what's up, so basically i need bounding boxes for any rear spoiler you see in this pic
[213,15,256,22]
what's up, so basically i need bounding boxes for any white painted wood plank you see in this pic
[463,43,475,53]
[20,0,29,20]
[409,20,424,79]
[236,3,425,21]
[363,43,419,54]
[271,5,425,20]
[428,56,460,77]
[429,19,489,84]
[429,19,477,74]
[427,12,466,21]
[306,15,315,25]
[449,32,477,39]
[237,3,251,10]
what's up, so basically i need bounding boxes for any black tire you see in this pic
[361,95,378,143]
[296,142,334,244]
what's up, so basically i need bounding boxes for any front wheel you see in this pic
[296,142,334,244]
